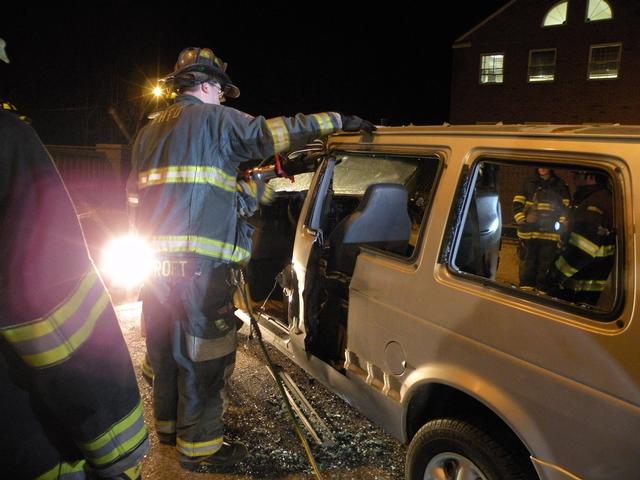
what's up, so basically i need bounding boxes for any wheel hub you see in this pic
[423,452,489,480]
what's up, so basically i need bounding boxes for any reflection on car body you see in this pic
[237,124,640,480]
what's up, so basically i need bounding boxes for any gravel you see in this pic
[116,301,406,479]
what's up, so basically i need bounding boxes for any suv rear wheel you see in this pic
[406,418,528,480]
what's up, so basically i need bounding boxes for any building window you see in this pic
[528,49,556,82]
[543,1,568,26]
[586,0,613,22]
[588,43,621,80]
[480,54,504,84]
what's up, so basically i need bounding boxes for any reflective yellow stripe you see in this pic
[602,245,615,256]
[565,279,608,292]
[35,460,87,480]
[24,293,109,367]
[260,184,275,204]
[138,166,236,192]
[237,179,258,198]
[141,355,154,380]
[532,232,560,241]
[587,205,603,215]
[81,402,147,467]
[569,232,614,257]
[238,178,276,205]
[513,195,526,204]
[177,436,223,457]
[555,256,578,277]
[535,203,553,211]
[266,117,290,152]
[121,465,142,480]
[156,419,177,434]
[151,235,250,263]
[514,212,526,223]
[562,198,571,206]
[311,112,336,135]
[0,269,110,368]
[2,271,97,342]
[517,231,560,241]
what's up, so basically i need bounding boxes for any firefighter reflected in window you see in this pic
[513,167,571,292]
[544,171,615,306]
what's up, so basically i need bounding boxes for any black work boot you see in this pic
[179,441,248,472]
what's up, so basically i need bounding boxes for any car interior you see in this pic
[244,152,440,369]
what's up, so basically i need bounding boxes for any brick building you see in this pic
[450,0,640,124]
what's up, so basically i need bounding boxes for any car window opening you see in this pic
[450,159,619,316]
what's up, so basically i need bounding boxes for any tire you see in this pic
[406,418,528,480]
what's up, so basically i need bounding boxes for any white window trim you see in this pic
[542,0,568,27]
[587,43,622,81]
[528,48,557,83]
[479,53,505,85]
[585,0,613,23]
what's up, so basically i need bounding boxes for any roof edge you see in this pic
[453,0,518,45]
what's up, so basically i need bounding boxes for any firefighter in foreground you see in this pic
[0,38,148,479]
[545,170,615,306]
[513,167,570,292]
[127,46,375,472]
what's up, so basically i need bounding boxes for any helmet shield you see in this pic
[164,47,239,98]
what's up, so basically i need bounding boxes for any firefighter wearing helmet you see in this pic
[0,38,148,479]
[127,45,375,472]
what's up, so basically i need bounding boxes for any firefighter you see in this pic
[126,46,375,472]
[544,170,615,306]
[513,167,571,291]
[0,39,148,479]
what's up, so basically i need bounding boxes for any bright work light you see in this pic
[101,235,154,288]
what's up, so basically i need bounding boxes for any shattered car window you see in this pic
[333,155,418,195]
[267,155,417,194]
[268,172,314,192]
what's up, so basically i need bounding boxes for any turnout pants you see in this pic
[519,238,558,290]
[143,258,237,458]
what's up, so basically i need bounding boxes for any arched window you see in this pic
[543,1,568,26]
[586,0,613,22]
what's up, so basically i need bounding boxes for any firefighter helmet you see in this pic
[163,47,239,98]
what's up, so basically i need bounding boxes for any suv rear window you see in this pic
[448,159,621,316]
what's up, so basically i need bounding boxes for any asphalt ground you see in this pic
[115,301,406,479]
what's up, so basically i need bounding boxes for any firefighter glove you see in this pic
[339,114,377,133]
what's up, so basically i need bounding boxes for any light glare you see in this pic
[101,235,154,288]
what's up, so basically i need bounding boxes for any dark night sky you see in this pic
[1,0,510,145]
